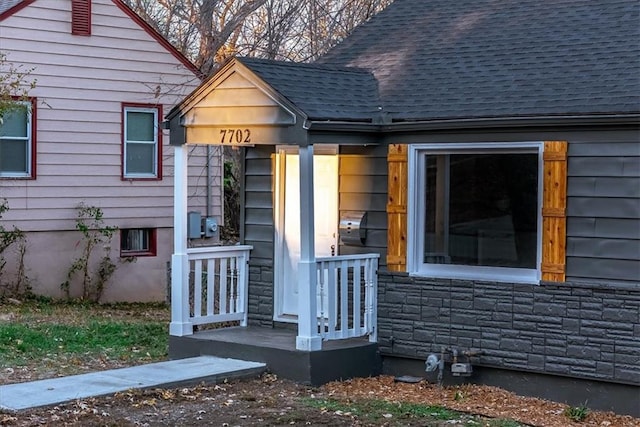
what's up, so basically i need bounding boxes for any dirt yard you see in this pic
[1,301,638,426]
[3,374,639,427]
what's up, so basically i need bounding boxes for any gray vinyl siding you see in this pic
[243,146,276,325]
[243,144,389,262]
[243,146,275,264]
[338,145,388,264]
[566,140,640,284]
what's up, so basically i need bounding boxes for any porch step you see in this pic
[170,326,381,386]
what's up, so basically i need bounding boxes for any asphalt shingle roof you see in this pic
[238,57,381,121]
[313,0,640,122]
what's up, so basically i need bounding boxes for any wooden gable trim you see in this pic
[386,144,408,271]
[541,140,568,282]
[72,0,91,36]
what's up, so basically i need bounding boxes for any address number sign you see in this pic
[219,128,251,144]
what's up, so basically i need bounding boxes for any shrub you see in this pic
[61,203,119,302]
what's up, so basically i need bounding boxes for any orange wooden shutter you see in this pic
[72,0,91,36]
[541,141,568,282]
[387,144,408,271]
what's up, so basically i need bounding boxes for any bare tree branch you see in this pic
[125,0,392,71]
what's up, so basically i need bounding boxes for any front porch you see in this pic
[168,243,381,384]
[165,57,384,383]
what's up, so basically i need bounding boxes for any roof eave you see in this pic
[307,113,640,134]
[384,113,640,132]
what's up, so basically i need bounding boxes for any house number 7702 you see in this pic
[219,129,251,144]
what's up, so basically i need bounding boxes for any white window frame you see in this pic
[0,101,32,178]
[407,142,544,284]
[123,106,159,178]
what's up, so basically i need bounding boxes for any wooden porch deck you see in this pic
[169,326,381,385]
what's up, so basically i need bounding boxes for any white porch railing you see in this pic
[186,245,252,327]
[174,246,379,344]
[315,253,379,342]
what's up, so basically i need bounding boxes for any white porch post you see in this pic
[170,144,193,336]
[296,144,321,351]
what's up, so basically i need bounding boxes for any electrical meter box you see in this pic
[204,217,219,241]
[187,211,202,239]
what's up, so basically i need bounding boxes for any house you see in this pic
[0,0,222,302]
[166,0,639,416]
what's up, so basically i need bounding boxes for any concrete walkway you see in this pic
[0,356,266,411]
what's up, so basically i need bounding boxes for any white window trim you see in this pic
[123,106,159,178]
[407,142,544,284]
[0,101,32,178]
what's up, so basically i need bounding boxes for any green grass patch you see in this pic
[303,397,526,426]
[0,300,169,372]
[0,321,168,365]
[3,299,168,318]
[306,397,456,420]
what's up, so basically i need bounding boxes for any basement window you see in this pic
[121,228,156,257]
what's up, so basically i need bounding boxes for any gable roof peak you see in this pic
[0,0,201,77]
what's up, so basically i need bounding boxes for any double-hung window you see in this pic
[0,100,35,178]
[407,143,544,283]
[122,104,161,179]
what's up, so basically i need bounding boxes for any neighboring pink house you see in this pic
[0,0,223,301]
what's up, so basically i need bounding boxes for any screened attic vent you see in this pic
[71,0,91,36]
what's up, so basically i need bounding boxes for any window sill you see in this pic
[120,252,155,258]
[409,266,540,285]
[0,175,34,179]
[122,176,161,181]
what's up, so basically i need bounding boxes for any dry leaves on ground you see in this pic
[324,375,640,427]
[4,374,640,426]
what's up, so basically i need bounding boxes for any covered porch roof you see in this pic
[165,56,383,148]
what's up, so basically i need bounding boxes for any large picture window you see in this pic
[0,100,35,178]
[122,105,161,179]
[408,143,543,283]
